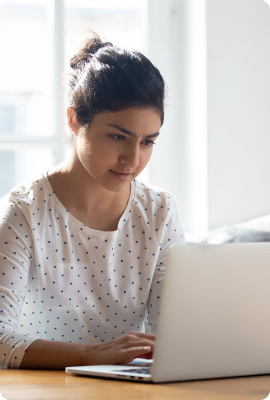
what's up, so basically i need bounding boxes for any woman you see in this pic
[0,31,185,369]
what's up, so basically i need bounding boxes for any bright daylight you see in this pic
[1,0,270,399]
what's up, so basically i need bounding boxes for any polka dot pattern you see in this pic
[0,174,185,368]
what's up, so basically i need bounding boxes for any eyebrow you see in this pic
[106,124,160,139]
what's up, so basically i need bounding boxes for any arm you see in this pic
[146,195,185,333]
[0,197,40,368]
[0,197,154,369]
[20,332,155,369]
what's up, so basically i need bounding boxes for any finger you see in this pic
[122,351,153,365]
[121,338,155,351]
[117,346,152,364]
[127,331,156,340]
[138,333,156,340]
[137,351,153,360]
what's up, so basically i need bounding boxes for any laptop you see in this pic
[66,243,270,383]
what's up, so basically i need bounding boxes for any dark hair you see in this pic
[68,31,166,128]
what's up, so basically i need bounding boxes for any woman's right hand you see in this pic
[84,331,155,365]
[20,331,155,369]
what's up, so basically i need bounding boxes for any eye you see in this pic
[141,140,156,147]
[110,134,126,141]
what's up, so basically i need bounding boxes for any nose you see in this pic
[119,143,140,169]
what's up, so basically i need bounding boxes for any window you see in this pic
[0,0,54,198]
[0,0,146,199]
[0,104,16,135]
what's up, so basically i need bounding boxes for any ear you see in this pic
[67,107,80,135]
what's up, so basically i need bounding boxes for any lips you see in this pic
[110,170,132,181]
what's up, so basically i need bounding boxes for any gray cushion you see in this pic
[186,215,270,244]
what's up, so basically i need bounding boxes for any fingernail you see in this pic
[142,346,151,351]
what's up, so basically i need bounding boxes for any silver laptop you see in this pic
[66,243,270,383]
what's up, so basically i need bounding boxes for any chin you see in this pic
[102,179,132,193]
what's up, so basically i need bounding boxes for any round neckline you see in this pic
[41,172,136,236]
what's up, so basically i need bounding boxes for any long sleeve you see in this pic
[0,175,186,367]
[146,195,185,333]
[0,196,38,368]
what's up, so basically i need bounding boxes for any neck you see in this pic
[47,156,131,229]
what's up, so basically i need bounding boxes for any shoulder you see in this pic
[0,174,48,219]
[134,179,177,209]
[133,180,185,244]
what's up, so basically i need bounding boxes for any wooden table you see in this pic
[1,370,270,400]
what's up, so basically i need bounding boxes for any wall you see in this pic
[147,0,270,233]
[147,0,208,233]
[147,0,191,231]
[207,0,270,229]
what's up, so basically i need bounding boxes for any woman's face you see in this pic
[71,107,162,193]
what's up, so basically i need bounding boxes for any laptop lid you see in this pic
[66,243,270,383]
[151,243,270,382]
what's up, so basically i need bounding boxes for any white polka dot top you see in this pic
[0,173,185,368]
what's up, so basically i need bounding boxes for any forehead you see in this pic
[91,108,162,133]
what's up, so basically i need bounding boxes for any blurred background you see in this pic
[0,0,270,236]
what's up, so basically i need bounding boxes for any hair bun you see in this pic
[70,31,113,70]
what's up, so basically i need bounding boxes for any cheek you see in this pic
[79,140,118,176]
[139,148,153,168]
[76,137,92,165]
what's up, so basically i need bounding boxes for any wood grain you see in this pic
[0,370,270,400]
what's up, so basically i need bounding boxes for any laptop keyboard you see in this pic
[112,367,151,375]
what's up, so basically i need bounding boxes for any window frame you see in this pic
[0,0,67,170]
